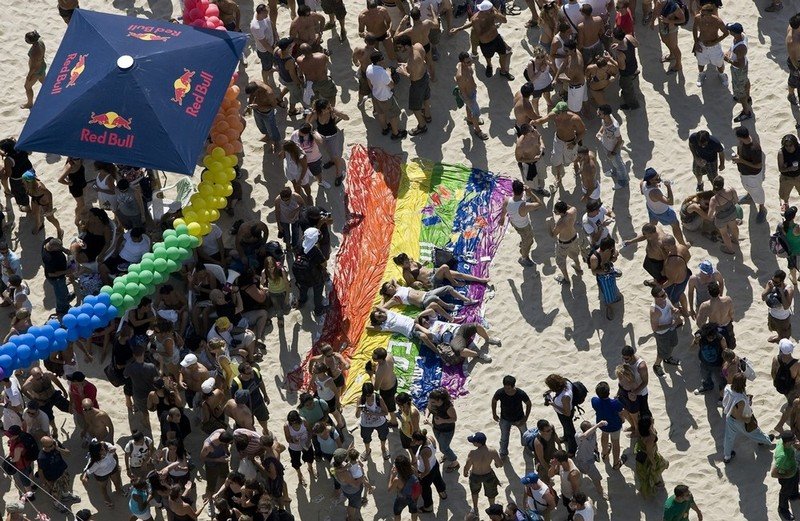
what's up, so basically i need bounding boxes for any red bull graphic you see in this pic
[51,53,81,95]
[66,54,88,87]
[127,32,171,41]
[172,69,195,106]
[127,24,182,38]
[185,71,214,118]
[81,111,134,148]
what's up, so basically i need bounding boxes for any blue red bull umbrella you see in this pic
[16,9,246,175]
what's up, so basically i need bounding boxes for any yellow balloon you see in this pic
[200,222,212,236]
[187,222,202,237]
[211,147,225,160]
[173,218,187,230]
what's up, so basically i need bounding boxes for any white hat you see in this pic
[302,227,320,254]
[180,353,198,368]
[780,338,795,355]
[477,0,494,11]
[201,377,216,394]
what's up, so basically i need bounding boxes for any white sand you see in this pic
[1,0,798,519]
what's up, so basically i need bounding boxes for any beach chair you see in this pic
[150,174,194,221]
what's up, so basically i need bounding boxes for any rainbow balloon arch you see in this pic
[0,4,242,380]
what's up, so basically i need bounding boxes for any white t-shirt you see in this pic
[574,429,597,467]
[250,16,275,53]
[124,437,153,468]
[418,0,442,21]
[119,233,152,263]
[24,410,50,435]
[1,378,23,430]
[365,64,393,102]
[85,444,118,477]
[201,224,223,257]
[582,207,609,242]
[284,153,310,185]
[561,2,582,30]
[599,117,621,153]
[582,0,609,18]
[380,310,415,338]
[552,383,574,415]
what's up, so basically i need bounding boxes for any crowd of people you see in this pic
[4,0,800,519]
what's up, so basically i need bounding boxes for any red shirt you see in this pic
[8,437,30,470]
[69,381,98,416]
[616,9,635,35]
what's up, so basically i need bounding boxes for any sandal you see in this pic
[555,274,570,286]
[720,246,735,254]
[444,462,460,472]
[498,70,515,81]
[409,126,428,136]
[439,491,448,500]
[526,18,539,27]
[660,54,672,63]
[473,129,489,141]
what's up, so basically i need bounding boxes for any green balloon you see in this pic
[152,270,166,285]
[137,283,149,295]
[166,259,179,272]
[127,264,142,274]
[175,223,189,236]
[101,285,113,295]
[154,258,168,271]
[188,236,200,248]
[153,242,167,254]
[110,292,123,307]
[162,229,177,239]
[177,234,192,248]
[123,294,135,308]
[113,281,126,294]
[154,249,168,260]
[166,247,181,260]
[142,252,155,262]
[139,270,154,284]
[125,282,140,296]
[126,272,140,284]
[164,235,179,249]
[140,259,154,272]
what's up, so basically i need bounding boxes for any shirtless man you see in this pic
[297,44,337,106]
[217,0,241,31]
[686,260,724,319]
[787,14,800,106]
[550,201,584,285]
[200,378,228,433]
[224,390,256,431]
[455,52,489,140]
[359,0,396,62]
[463,432,503,516]
[274,38,304,117]
[289,5,326,49]
[451,0,514,80]
[585,55,618,106]
[575,147,600,204]
[501,180,544,268]
[533,101,586,189]
[513,83,537,135]
[515,124,548,196]
[22,367,69,437]
[371,347,399,426]
[57,0,78,23]
[81,398,114,443]
[623,224,669,287]
[692,4,729,88]
[695,281,736,348]
[395,34,432,136]
[352,35,378,104]
[245,80,282,152]
[308,343,350,399]
[577,4,605,66]
[181,358,210,412]
[395,6,439,81]
[661,235,691,318]
[235,220,269,268]
[557,40,587,114]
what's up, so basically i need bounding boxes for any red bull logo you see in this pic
[66,54,87,87]
[81,111,134,149]
[172,69,195,106]
[184,71,214,118]
[128,32,171,41]
[51,53,81,95]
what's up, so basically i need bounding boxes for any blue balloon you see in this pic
[106,305,118,318]
[95,293,111,306]
[62,314,77,329]
[46,319,61,330]
[80,303,94,315]
[66,328,79,342]
[0,342,15,357]
[77,313,91,327]
[67,307,81,316]
[40,325,55,339]
[79,326,94,339]
[93,303,108,316]
[90,315,103,329]
[53,329,68,342]
[0,354,11,368]
[53,338,68,350]
[83,295,97,306]
[35,337,50,351]
[9,335,24,346]
[16,345,31,360]
[27,326,42,337]
[19,334,35,347]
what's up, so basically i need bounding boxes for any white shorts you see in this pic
[552,137,579,168]
[740,171,766,206]
[567,82,588,112]
[697,43,725,68]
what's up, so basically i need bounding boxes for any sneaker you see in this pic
[696,182,704,192]
[720,73,729,88]
[733,112,753,122]
[757,207,767,223]
[779,508,795,521]
[477,352,492,363]
[693,386,712,395]
[696,72,705,88]
[518,256,536,267]
[603,170,613,178]
[723,450,736,464]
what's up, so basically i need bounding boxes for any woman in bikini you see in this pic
[23,172,63,239]
[707,175,740,255]
[380,278,477,318]
[21,31,45,109]
[392,252,489,290]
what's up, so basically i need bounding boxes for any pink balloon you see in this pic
[206,3,219,17]
[215,25,227,31]
[198,0,209,9]
[206,20,217,29]
[207,16,221,26]
[192,19,206,27]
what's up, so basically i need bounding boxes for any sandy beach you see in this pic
[2,0,800,519]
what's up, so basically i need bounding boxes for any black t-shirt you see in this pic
[160,409,192,445]
[112,338,134,367]
[738,140,763,176]
[492,388,530,422]
[37,442,68,481]
[292,245,326,284]
[689,133,723,164]
[42,241,68,279]
[298,206,331,258]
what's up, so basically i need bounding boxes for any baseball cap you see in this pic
[180,353,198,368]
[201,377,216,394]
[643,167,658,181]
[698,260,713,275]
[485,504,504,516]
[215,316,232,330]
[66,371,86,382]
[781,338,795,355]
[552,101,569,114]
[726,22,744,34]
[76,509,92,521]
[521,471,540,484]
[477,0,494,11]
[467,432,487,444]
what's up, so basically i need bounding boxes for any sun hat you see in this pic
[552,101,569,114]
[698,260,713,275]
[643,167,658,181]
[477,0,494,11]
[215,316,232,330]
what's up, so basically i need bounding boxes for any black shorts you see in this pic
[532,84,554,99]
[321,0,347,18]
[308,159,322,176]
[257,50,275,71]
[790,58,800,89]
[333,373,345,388]
[68,183,86,199]
[400,431,413,449]
[360,421,390,443]
[379,380,398,412]
[479,34,510,59]
[252,403,270,422]
[408,72,431,111]
[394,495,419,515]
[94,464,119,482]
[288,446,315,468]
[518,161,539,181]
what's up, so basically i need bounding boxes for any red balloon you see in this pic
[185,0,197,9]
[189,7,202,19]
[198,0,209,8]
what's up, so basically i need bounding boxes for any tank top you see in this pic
[769,288,793,320]
[399,405,419,437]
[207,433,230,460]
[314,374,336,401]
[359,395,387,428]
[575,503,595,521]
[628,358,649,395]
[693,274,713,307]
[8,150,33,180]
[394,286,411,305]
[416,442,438,473]
[782,146,800,178]
[530,61,553,90]
[643,184,669,214]
[69,164,87,191]
[287,423,310,451]
[276,196,300,224]
[239,285,262,312]
[620,41,638,76]
[537,432,557,463]
[553,34,567,69]
[432,403,455,433]
[527,484,551,513]
[559,460,580,497]
[267,274,288,294]
[316,115,339,137]
[651,301,673,332]
[507,198,531,228]
[728,37,748,69]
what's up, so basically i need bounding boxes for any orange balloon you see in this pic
[221,99,234,110]
[230,85,240,96]
[215,120,230,132]
[222,143,236,155]
[233,141,243,153]
[214,134,229,146]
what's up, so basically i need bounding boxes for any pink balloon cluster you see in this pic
[183,0,226,30]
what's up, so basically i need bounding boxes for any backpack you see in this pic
[774,358,797,395]
[569,380,588,415]
[401,474,422,501]
[522,427,540,451]
[771,225,789,257]
[264,241,285,263]
[18,431,39,461]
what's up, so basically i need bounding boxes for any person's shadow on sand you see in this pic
[507,274,558,333]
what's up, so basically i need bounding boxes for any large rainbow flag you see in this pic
[287,146,512,408]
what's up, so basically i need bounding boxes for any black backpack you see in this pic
[775,358,798,395]
[569,380,588,415]
[19,431,39,461]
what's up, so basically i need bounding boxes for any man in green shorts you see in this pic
[463,432,503,519]
[663,484,704,521]
[773,431,800,521]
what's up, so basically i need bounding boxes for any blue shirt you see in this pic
[591,396,624,432]
[129,485,150,516]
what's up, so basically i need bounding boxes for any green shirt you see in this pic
[775,442,798,477]
[663,495,694,521]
